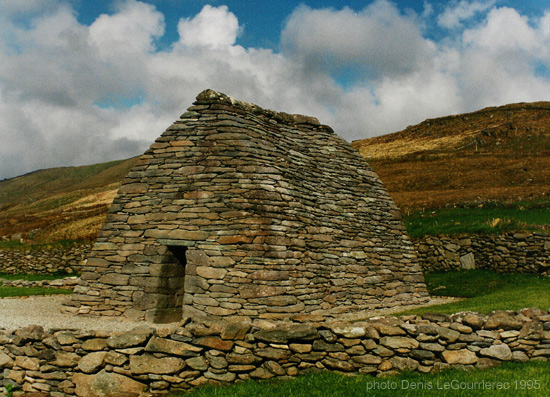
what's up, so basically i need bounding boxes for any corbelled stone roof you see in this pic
[69,89,429,323]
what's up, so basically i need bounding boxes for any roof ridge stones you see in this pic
[189,89,322,127]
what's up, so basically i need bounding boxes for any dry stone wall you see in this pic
[1,309,549,396]
[0,245,90,275]
[415,232,550,275]
[70,90,428,323]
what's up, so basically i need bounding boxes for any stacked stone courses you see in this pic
[69,90,429,323]
[1,309,550,395]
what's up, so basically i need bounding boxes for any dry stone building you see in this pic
[69,90,429,323]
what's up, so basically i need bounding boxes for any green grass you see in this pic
[0,273,74,297]
[404,200,550,237]
[0,272,74,281]
[400,269,550,315]
[0,239,90,250]
[0,286,72,297]
[180,361,550,397]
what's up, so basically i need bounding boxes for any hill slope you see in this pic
[0,157,139,243]
[352,102,550,212]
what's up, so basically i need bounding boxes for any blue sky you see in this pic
[2,0,550,179]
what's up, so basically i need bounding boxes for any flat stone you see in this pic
[55,351,80,367]
[442,349,478,365]
[196,266,227,279]
[15,356,39,371]
[0,350,14,368]
[249,367,274,379]
[98,273,130,286]
[330,325,366,338]
[351,354,382,365]
[389,356,419,371]
[204,371,236,382]
[289,344,312,353]
[380,336,419,350]
[186,356,209,371]
[512,351,529,362]
[81,338,108,352]
[462,313,484,330]
[484,311,523,330]
[254,324,319,344]
[480,344,512,361]
[107,333,149,349]
[255,347,291,361]
[410,349,435,361]
[73,370,147,397]
[265,360,286,375]
[195,336,234,351]
[104,351,127,366]
[323,357,355,372]
[437,327,460,343]
[221,321,251,340]
[130,354,185,375]
[78,352,107,374]
[145,336,203,356]
[15,325,45,341]
[55,331,79,345]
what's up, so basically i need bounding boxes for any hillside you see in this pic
[3,101,550,244]
[352,102,550,212]
[0,157,139,243]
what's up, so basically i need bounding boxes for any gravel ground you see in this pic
[0,295,166,333]
[0,295,463,333]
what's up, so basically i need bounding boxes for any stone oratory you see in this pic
[69,90,429,323]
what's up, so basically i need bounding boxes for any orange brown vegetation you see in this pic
[0,157,139,243]
[352,102,550,212]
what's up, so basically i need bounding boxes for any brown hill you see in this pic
[352,102,550,212]
[0,157,139,243]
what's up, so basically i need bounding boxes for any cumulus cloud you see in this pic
[178,5,241,49]
[281,1,434,80]
[2,1,550,180]
[438,0,497,29]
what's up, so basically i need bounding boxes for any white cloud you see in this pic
[438,0,497,29]
[463,7,539,52]
[2,1,550,179]
[281,0,434,79]
[89,0,164,55]
[177,5,241,49]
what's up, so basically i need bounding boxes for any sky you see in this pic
[2,0,550,179]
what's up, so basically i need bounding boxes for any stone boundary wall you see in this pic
[414,232,550,275]
[0,245,91,275]
[1,309,549,396]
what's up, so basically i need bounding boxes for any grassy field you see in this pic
[404,200,550,237]
[182,361,550,397]
[401,269,550,315]
[0,272,73,297]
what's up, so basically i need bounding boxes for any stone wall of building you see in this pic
[69,90,429,323]
[415,232,550,275]
[0,245,90,275]
[1,309,549,396]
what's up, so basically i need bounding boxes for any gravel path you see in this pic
[0,295,167,333]
[0,295,463,333]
